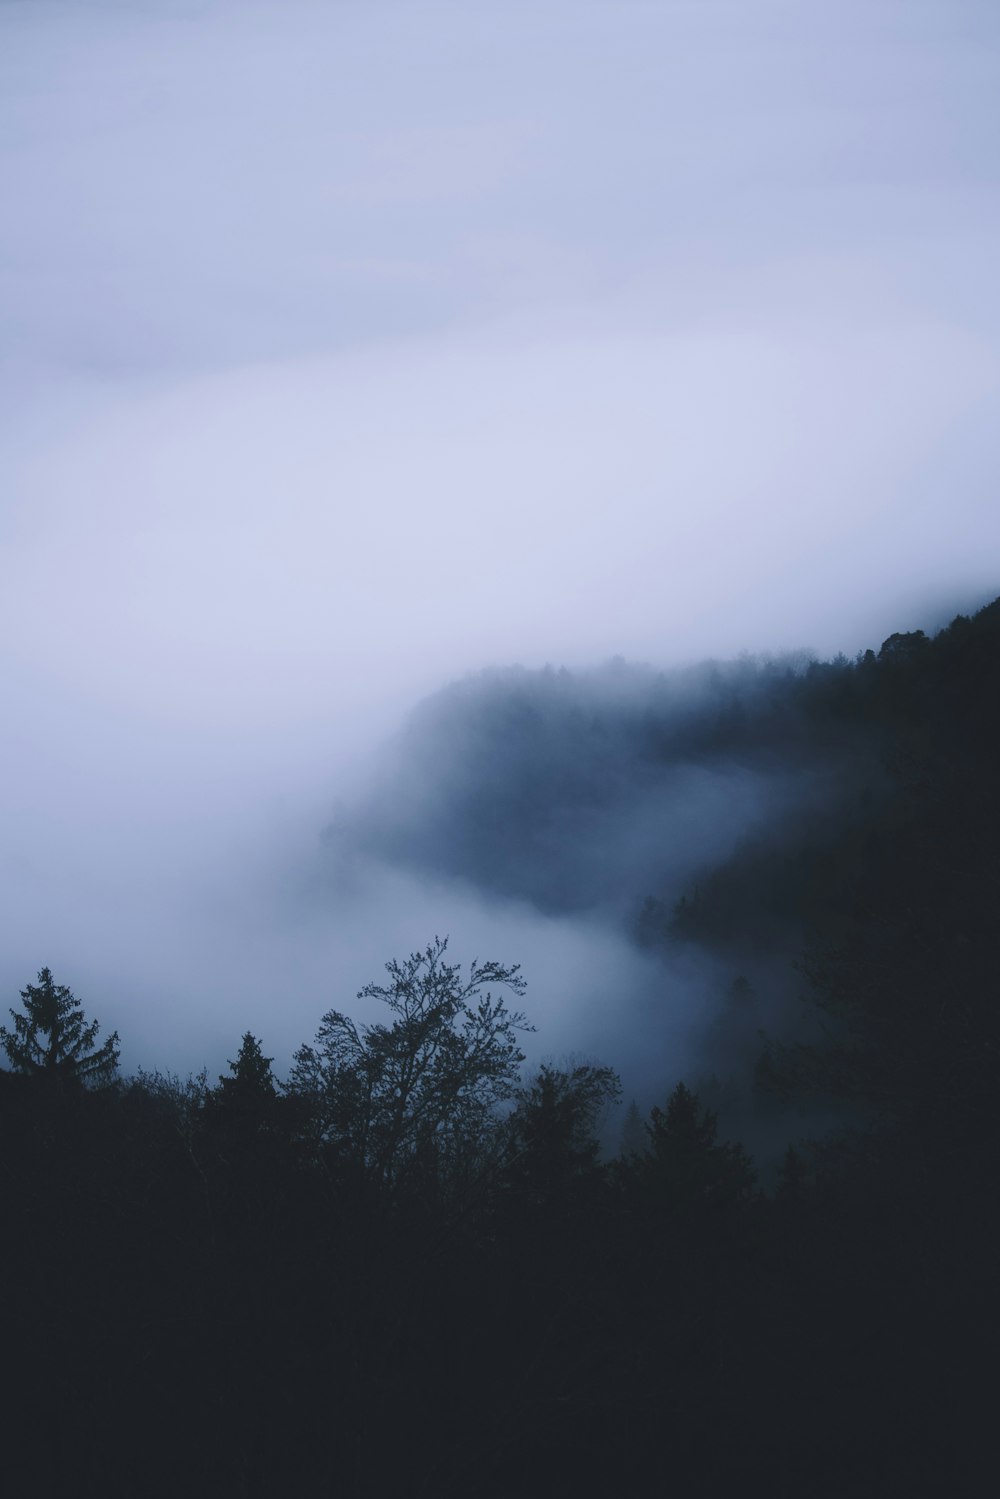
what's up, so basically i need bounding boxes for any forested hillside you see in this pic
[2,600,998,1497]
[340,600,1000,1121]
[346,604,999,949]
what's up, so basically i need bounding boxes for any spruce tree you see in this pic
[0,968,120,1087]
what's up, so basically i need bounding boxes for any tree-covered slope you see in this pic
[339,599,998,951]
[333,598,1000,1122]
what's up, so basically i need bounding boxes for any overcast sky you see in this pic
[2,0,999,1072]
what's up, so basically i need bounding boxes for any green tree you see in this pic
[289,937,531,1189]
[0,968,119,1087]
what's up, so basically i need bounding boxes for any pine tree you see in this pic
[638,1082,755,1211]
[217,1032,278,1103]
[207,1032,282,1133]
[506,1063,621,1196]
[1,968,120,1087]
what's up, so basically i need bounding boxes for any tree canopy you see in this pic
[288,936,531,1189]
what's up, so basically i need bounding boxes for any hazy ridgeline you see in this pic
[11,592,996,1126]
[328,605,990,1142]
[9,594,999,1118]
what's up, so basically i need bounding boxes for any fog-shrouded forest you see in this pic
[3,597,998,1497]
[4,2,1000,1492]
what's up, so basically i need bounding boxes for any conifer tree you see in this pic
[217,1032,278,1103]
[1,968,120,1086]
[506,1062,621,1195]
[207,1031,282,1134]
[637,1082,755,1209]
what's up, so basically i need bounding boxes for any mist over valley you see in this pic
[3,4,1000,1492]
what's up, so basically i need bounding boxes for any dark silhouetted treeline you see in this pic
[3,601,1000,1495]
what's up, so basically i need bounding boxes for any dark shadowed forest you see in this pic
[3,598,999,1497]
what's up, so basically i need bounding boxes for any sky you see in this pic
[2,0,999,1076]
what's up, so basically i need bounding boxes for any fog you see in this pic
[2,0,998,1082]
